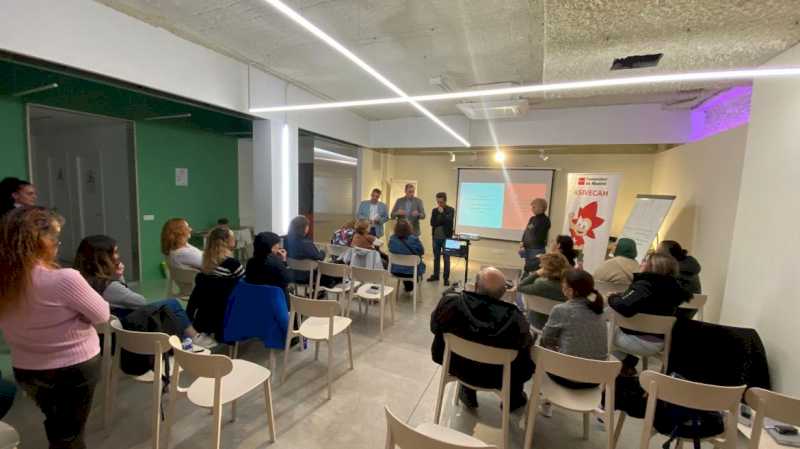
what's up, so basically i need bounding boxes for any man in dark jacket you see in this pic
[520,198,551,272]
[427,192,455,286]
[430,267,534,410]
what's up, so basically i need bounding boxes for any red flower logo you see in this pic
[569,201,605,248]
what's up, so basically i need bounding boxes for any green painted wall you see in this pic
[136,121,239,281]
[0,96,28,180]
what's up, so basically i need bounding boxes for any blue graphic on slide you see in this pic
[458,183,505,228]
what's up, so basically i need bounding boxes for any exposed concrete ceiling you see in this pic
[96,0,800,120]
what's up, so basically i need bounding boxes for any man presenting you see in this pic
[391,183,425,236]
[427,192,455,286]
[430,267,533,410]
[356,188,389,237]
[519,197,551,272]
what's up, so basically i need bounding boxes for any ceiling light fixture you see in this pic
[12,83,59,97]
[450,152,456,163]
[494,150,506,163]
[314,147,358,166]
[261,0,470,147]
[250,67,800,113]
[539,149,549,161]
[144,113,192,121]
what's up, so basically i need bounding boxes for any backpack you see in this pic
[119,304,182,376]
[653,373,725,449]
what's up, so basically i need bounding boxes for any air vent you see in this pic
[611,53,663,70]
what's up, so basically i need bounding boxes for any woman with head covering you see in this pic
[592,237,640,284]
[657,240,702,294]
[245,232,291,300]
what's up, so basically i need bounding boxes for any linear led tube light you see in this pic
[313,147,358,165]
[144,113,192,121]
[250,67,800,113]
[12,83,59,97]
[262,0,470,147]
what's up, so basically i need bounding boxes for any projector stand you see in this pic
[463,240,471,285]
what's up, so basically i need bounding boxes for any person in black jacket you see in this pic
[658,240,702,294]
[427,192,455,286]
[608,253,693,374]
[519,198,551,272]
[246,231,291,306]
[430,267,534,410]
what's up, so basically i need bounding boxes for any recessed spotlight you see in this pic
[494,151,506,163]
[449,152,456,163]
[539,149,549,161]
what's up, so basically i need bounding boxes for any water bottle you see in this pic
[182,337,193,351]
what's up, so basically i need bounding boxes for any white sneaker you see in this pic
[192,333,218,349]
[539,401,553,418]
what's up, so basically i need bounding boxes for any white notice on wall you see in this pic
[175,168,188,187]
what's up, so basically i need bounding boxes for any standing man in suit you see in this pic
[391,183,426,236]
[428,192,455,286]
[356,188,389,237]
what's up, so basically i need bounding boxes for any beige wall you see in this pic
[386,149,656,268]
[651,126,748,323]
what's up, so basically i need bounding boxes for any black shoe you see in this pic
[443,279,450,286]
[501,392,528,412]
[458,386,478,409]
[426,276,440,282]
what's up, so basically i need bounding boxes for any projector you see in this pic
[456,233,481,241]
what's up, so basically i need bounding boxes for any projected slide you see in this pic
[456,169,554,241]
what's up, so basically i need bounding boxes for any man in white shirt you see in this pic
[356,188,389,237]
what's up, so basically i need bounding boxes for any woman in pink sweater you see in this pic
[0,207,110,449]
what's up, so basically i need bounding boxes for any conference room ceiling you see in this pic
[98,0,800,120]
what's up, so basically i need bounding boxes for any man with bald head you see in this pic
[430,267,534,410]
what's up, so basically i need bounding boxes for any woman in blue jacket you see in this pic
[388,219,425,292]
[283,215,325,285]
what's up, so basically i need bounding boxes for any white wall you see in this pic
[370,105,692,148]
[722,43,800,395]
[237,138,254,228]
[651,126,749,323]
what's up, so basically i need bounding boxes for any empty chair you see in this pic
[282,294,354,399]
[350,266,396,339]
[679,294,708,321]
[385,406,495,449]
[434,333,517,449]
[287,258,318,298]
[163,336,275,449]
[343,246,384,270]
[108,319,173,449]
[744,388,800,449]
[388,252,421,313]
[637,370,745,449]
[164,260,199,301]
[522,293,563,335]
[523,346,621,449]
[314,261,358,308]
[0,422,19,449]
[608,310,676,372]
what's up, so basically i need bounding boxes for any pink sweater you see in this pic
[0,265,110,370]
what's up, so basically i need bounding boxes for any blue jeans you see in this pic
[111,298,192,337]
[432,238,450,280]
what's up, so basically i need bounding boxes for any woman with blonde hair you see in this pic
[161,217,203,270]
[351,219,378,249]
[0,207,109,448]
[186,226,244,340]
[518,252,570,329]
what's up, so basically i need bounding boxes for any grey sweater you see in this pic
[541,298,608,360]
[103,280,147,310]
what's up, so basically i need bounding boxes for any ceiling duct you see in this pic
[456,82,529,120]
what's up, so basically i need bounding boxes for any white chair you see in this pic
[108,319,173,449]
[94,319,114,431]
[434,333,517,449]
[523,346,621,449]
[163,336,276,449]
[637,370,745,449]
[314,261,359,310]
[679,294,708,321]
[521,294,563,335]
[282,294,354,399]
[388,252,421,313]
[385,406,495,449]
[744,388,800,449]
[164,260,198,301]
[608,310,676,372]
[327,243,350,260]
[287,258,318,298]
[350,266,396,339]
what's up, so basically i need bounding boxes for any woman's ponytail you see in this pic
[588,288,605,314]
[563,269,604,314]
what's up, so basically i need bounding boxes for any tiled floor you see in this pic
[3,264,683,449]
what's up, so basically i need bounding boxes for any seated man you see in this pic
[430,267,534,410]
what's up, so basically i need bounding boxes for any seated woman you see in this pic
[246,231,291,299]
[74,235,217,348]
[608,253,693,375]
[541,269,608,388]
[658,240,702,294]
[161,217,203,270]
[330,219,356,247]
[554,235,578,267]
[593,237,640,285]
[186,227,244,340]
[388,219,425,292]
[284,215,326,286]
[351,219,378,249]
[518,252,570,330]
